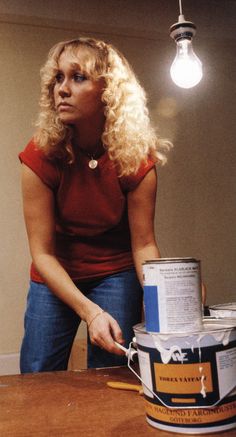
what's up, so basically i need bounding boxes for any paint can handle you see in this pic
[127,341,170,407]
[114,341,138,362]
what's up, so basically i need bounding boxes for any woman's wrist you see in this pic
[79,299,102,325]
[87,309,105,328]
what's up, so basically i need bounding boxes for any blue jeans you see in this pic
[20,269,143,373]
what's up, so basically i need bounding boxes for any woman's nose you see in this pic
[58,80,71,97]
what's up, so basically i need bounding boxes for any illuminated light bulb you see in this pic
[170,39,203,88]
[170,14,203,89]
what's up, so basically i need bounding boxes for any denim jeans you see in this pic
[20,269,143,373]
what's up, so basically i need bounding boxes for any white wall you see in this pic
[0,0,235,369]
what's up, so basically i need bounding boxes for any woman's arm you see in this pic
[127,167,160,284]
[128,167,207,304]
[21,164,124,354]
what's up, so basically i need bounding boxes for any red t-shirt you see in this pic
[19,140,155,282]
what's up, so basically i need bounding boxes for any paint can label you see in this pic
[133,321,236,433]
[138,338,236,408]
[143,258,202,332]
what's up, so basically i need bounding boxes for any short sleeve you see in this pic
[119,158,156,192]
[19,139,61,190]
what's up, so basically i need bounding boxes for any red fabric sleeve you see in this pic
[18,139,61,190]
[119,158,156,192]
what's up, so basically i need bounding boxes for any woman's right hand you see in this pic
[87,309,125,355]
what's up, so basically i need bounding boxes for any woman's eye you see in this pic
[54,72,86,84]
[55,73,64,83]
[73,73,86,82]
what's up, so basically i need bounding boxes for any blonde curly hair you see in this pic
[35,37,171,176]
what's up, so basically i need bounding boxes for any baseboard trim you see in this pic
[0,353,20,375]
[0,337,87,375]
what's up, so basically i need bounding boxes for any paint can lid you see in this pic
[133,318,236,336]
[203,316,236,330]
[209,302,236,311]
[143,257,199,264]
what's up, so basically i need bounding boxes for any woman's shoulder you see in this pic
[119,157,156,192]
[19,138,49,161]
[19,138,61,189]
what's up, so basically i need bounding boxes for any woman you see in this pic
[19,37,170,372]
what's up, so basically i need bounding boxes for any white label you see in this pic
[216,346,236,399]
[144,262,202,332]
[138,349,154,398]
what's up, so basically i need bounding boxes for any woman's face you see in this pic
[53,48,105,127]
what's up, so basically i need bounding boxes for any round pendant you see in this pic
[88,159,98,169]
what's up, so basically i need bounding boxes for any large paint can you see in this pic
[143,258,202,332]
[209,302,236,319]
[132,319,236,434]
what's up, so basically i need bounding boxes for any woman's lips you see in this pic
[57,102,73,110]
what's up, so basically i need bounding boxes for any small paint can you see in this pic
[209,302,236,319]
[130,318,236,434]
[143,258,202,333]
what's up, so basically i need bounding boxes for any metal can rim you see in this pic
[209,302,236,311]
[143,257,199,264]
[133,317,236,335]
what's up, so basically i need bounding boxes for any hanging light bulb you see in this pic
[169,1,203,89]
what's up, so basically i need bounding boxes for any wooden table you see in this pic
[0,366,235,436]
